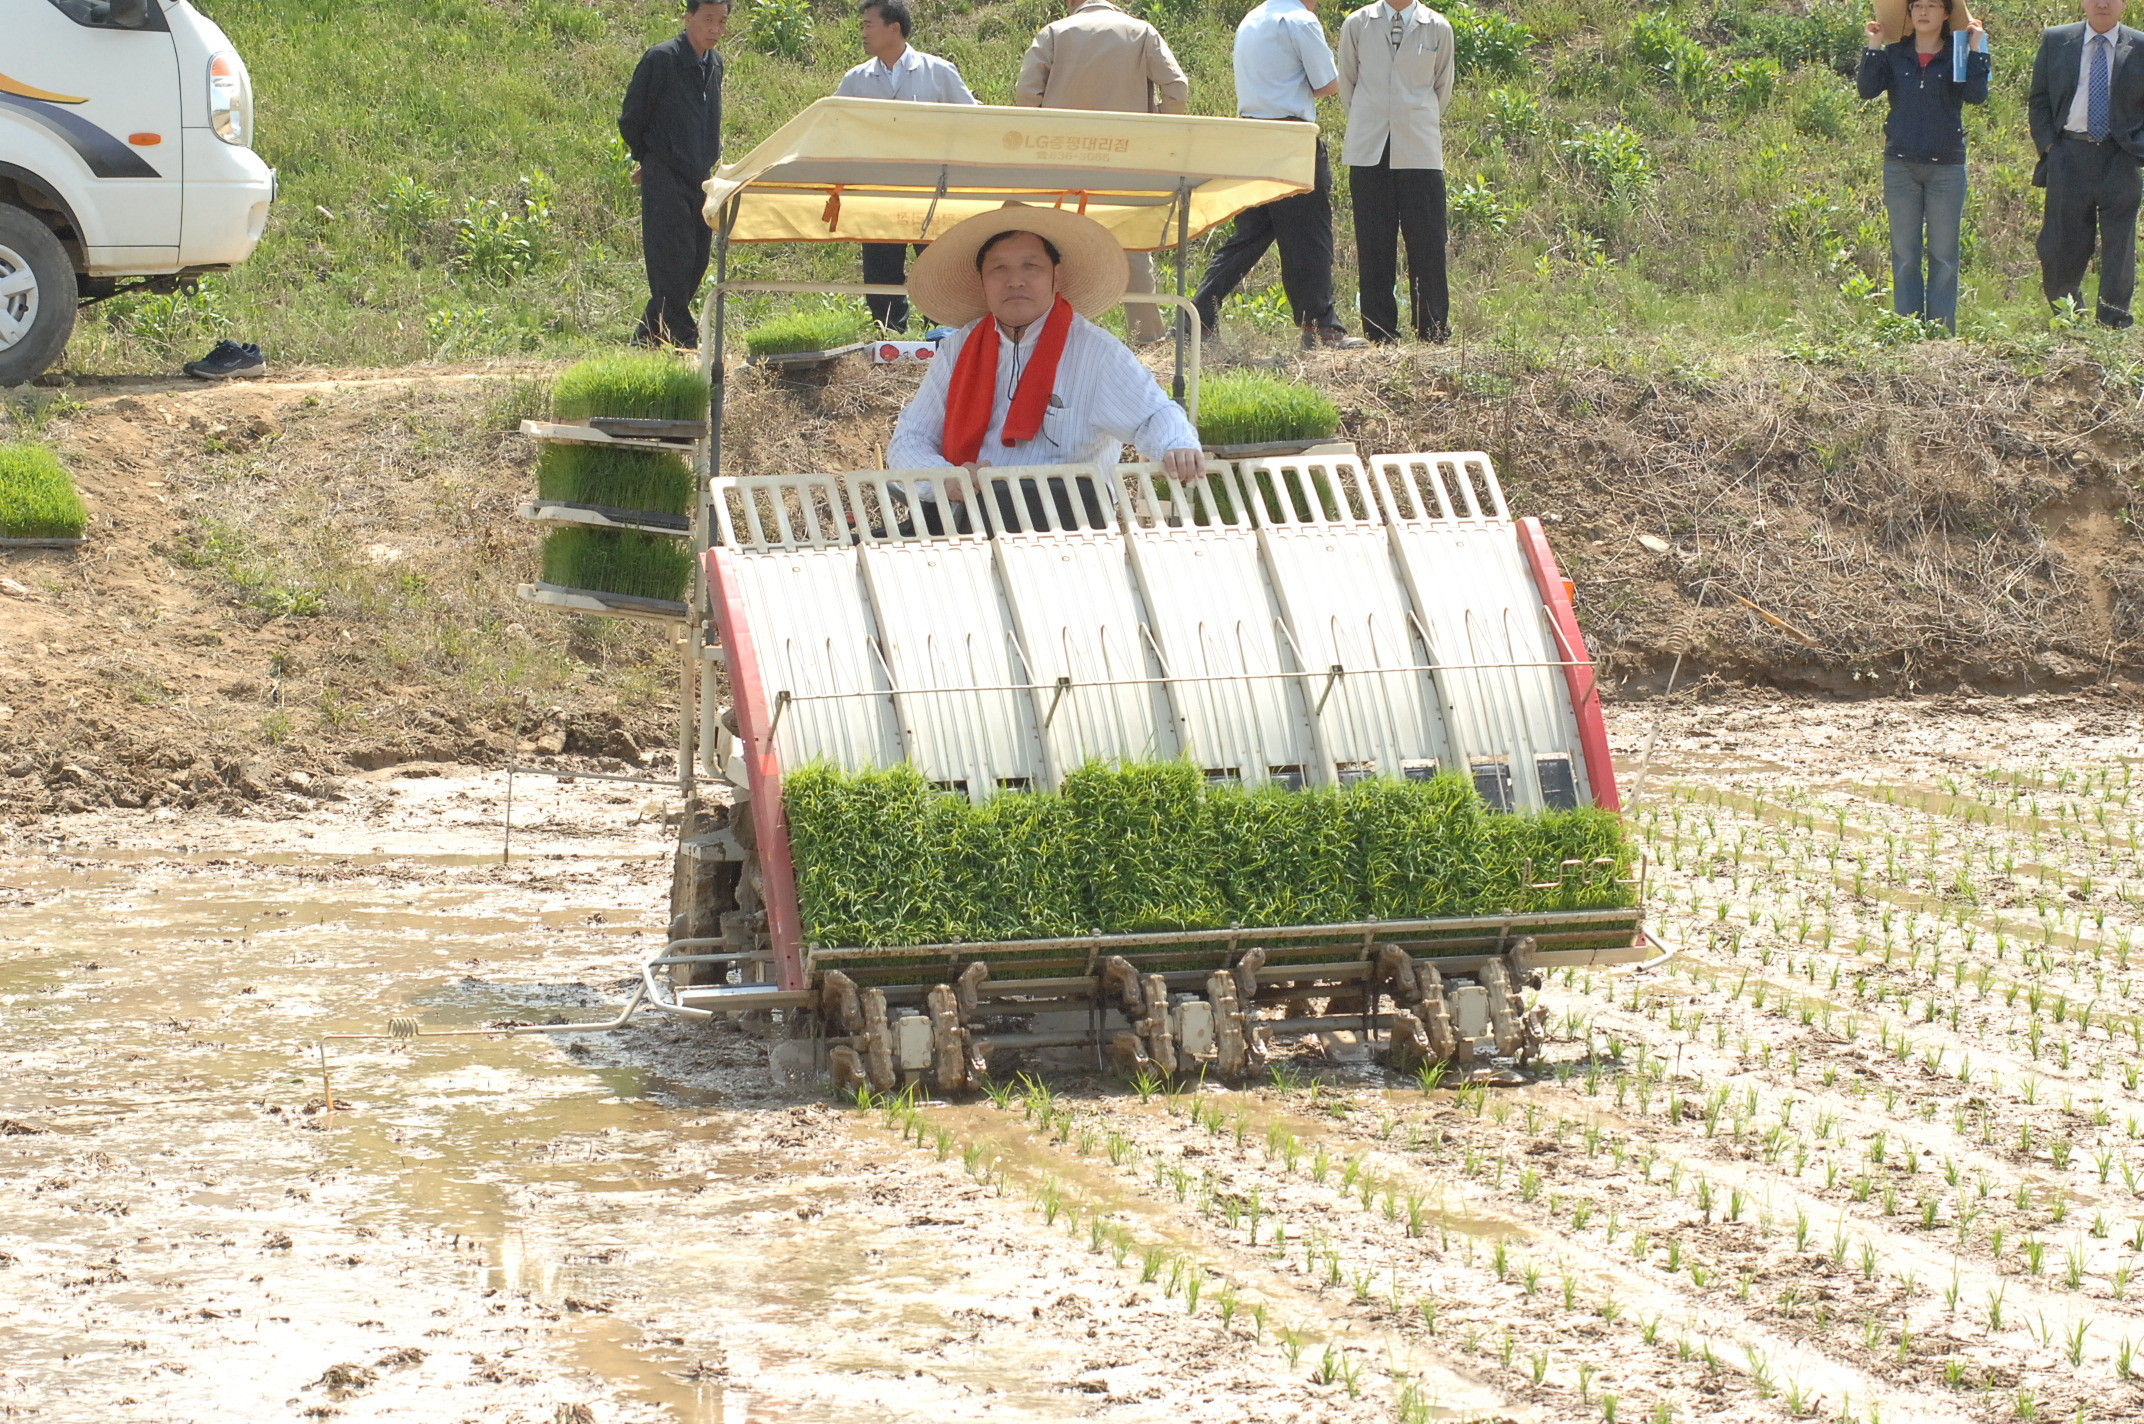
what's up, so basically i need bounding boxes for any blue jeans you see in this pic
[1884,158,1968,332]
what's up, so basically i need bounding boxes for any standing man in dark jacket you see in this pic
[619,0,729,348]
[2029,0,2144,326]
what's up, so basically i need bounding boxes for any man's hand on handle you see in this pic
[1162,448,1204,481]
[631,163,644,186]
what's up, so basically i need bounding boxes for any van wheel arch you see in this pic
[0,167,87,271]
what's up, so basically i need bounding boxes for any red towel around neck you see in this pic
[939,296,1074,466]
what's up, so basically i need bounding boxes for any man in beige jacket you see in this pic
[1337,0,1455,342]
[1015,0,1191,343]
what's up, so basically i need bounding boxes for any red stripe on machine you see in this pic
[704,547,809,992]
[1513,517,1620,813]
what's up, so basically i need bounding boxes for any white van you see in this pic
[1,0,274,385]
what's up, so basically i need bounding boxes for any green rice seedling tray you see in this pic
[744,307,871,359]
[516,580,689,623]
[784,761,1637,954]
[0,443,88,542]
[534,442,695,516]
[550,352,708,424]
[538,525,695,604]
[1195,370,1340,448]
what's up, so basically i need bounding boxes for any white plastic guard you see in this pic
[709,452,1593,807]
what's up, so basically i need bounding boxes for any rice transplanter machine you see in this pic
[517,101,1652,1085]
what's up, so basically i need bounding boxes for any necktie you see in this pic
[2090,34,2112,143]
[1389,8,1403,50]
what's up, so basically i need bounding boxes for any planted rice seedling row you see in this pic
[852,751,2144,1423]
[1102,1076,2011,1423]
[1037,1089,1774,1423]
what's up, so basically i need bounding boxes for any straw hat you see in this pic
[1872,0,1976,44]
[905,204,1129,327]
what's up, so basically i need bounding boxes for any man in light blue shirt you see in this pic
[1191,0,1367,348]
[834,0,978,329]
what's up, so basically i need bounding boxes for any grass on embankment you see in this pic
[53,0,2144,386]
[785,760,1632,948]
[0,443,87,539]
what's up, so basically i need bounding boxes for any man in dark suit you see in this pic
[2030,0,2144,326]
[619,0,729,348]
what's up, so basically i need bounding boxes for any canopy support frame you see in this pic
[1171,178,1191,406]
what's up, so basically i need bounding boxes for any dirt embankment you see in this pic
[1,367,682,823]
[5,345,2142,819]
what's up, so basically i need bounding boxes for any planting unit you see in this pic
[658,449,1649,1089]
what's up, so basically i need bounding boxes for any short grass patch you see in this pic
[1197,371,1340,448]
[549,352,707,423]
[0,443,87,539]
[784,760,1633,947]
[538,525,694,602]
[742,306,870,357]
[534,443,694,516]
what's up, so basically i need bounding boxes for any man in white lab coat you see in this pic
[1337,0,1455,342]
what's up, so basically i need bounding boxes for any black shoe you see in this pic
[183,340,265,380]
[1301,325,1369,350]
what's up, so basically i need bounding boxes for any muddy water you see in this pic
[0,795,1234,1424]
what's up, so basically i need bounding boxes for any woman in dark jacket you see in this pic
[1858,0,1989,332]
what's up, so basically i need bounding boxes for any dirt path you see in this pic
[8,696,2144,1423]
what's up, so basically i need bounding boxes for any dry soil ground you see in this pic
[9,696,2144,1424]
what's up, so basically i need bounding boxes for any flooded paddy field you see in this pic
[6,695,2144,1423]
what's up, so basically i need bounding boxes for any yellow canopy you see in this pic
[701,98,1318,251]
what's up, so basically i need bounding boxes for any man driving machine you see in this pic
[887,206,1204,527]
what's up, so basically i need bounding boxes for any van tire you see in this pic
[0,204,77,388]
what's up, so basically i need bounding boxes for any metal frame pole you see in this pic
[1170,180,1190,408]
[694,199,739,789]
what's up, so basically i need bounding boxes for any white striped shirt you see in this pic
[833,47,978,105]
[887,312,1201,474]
